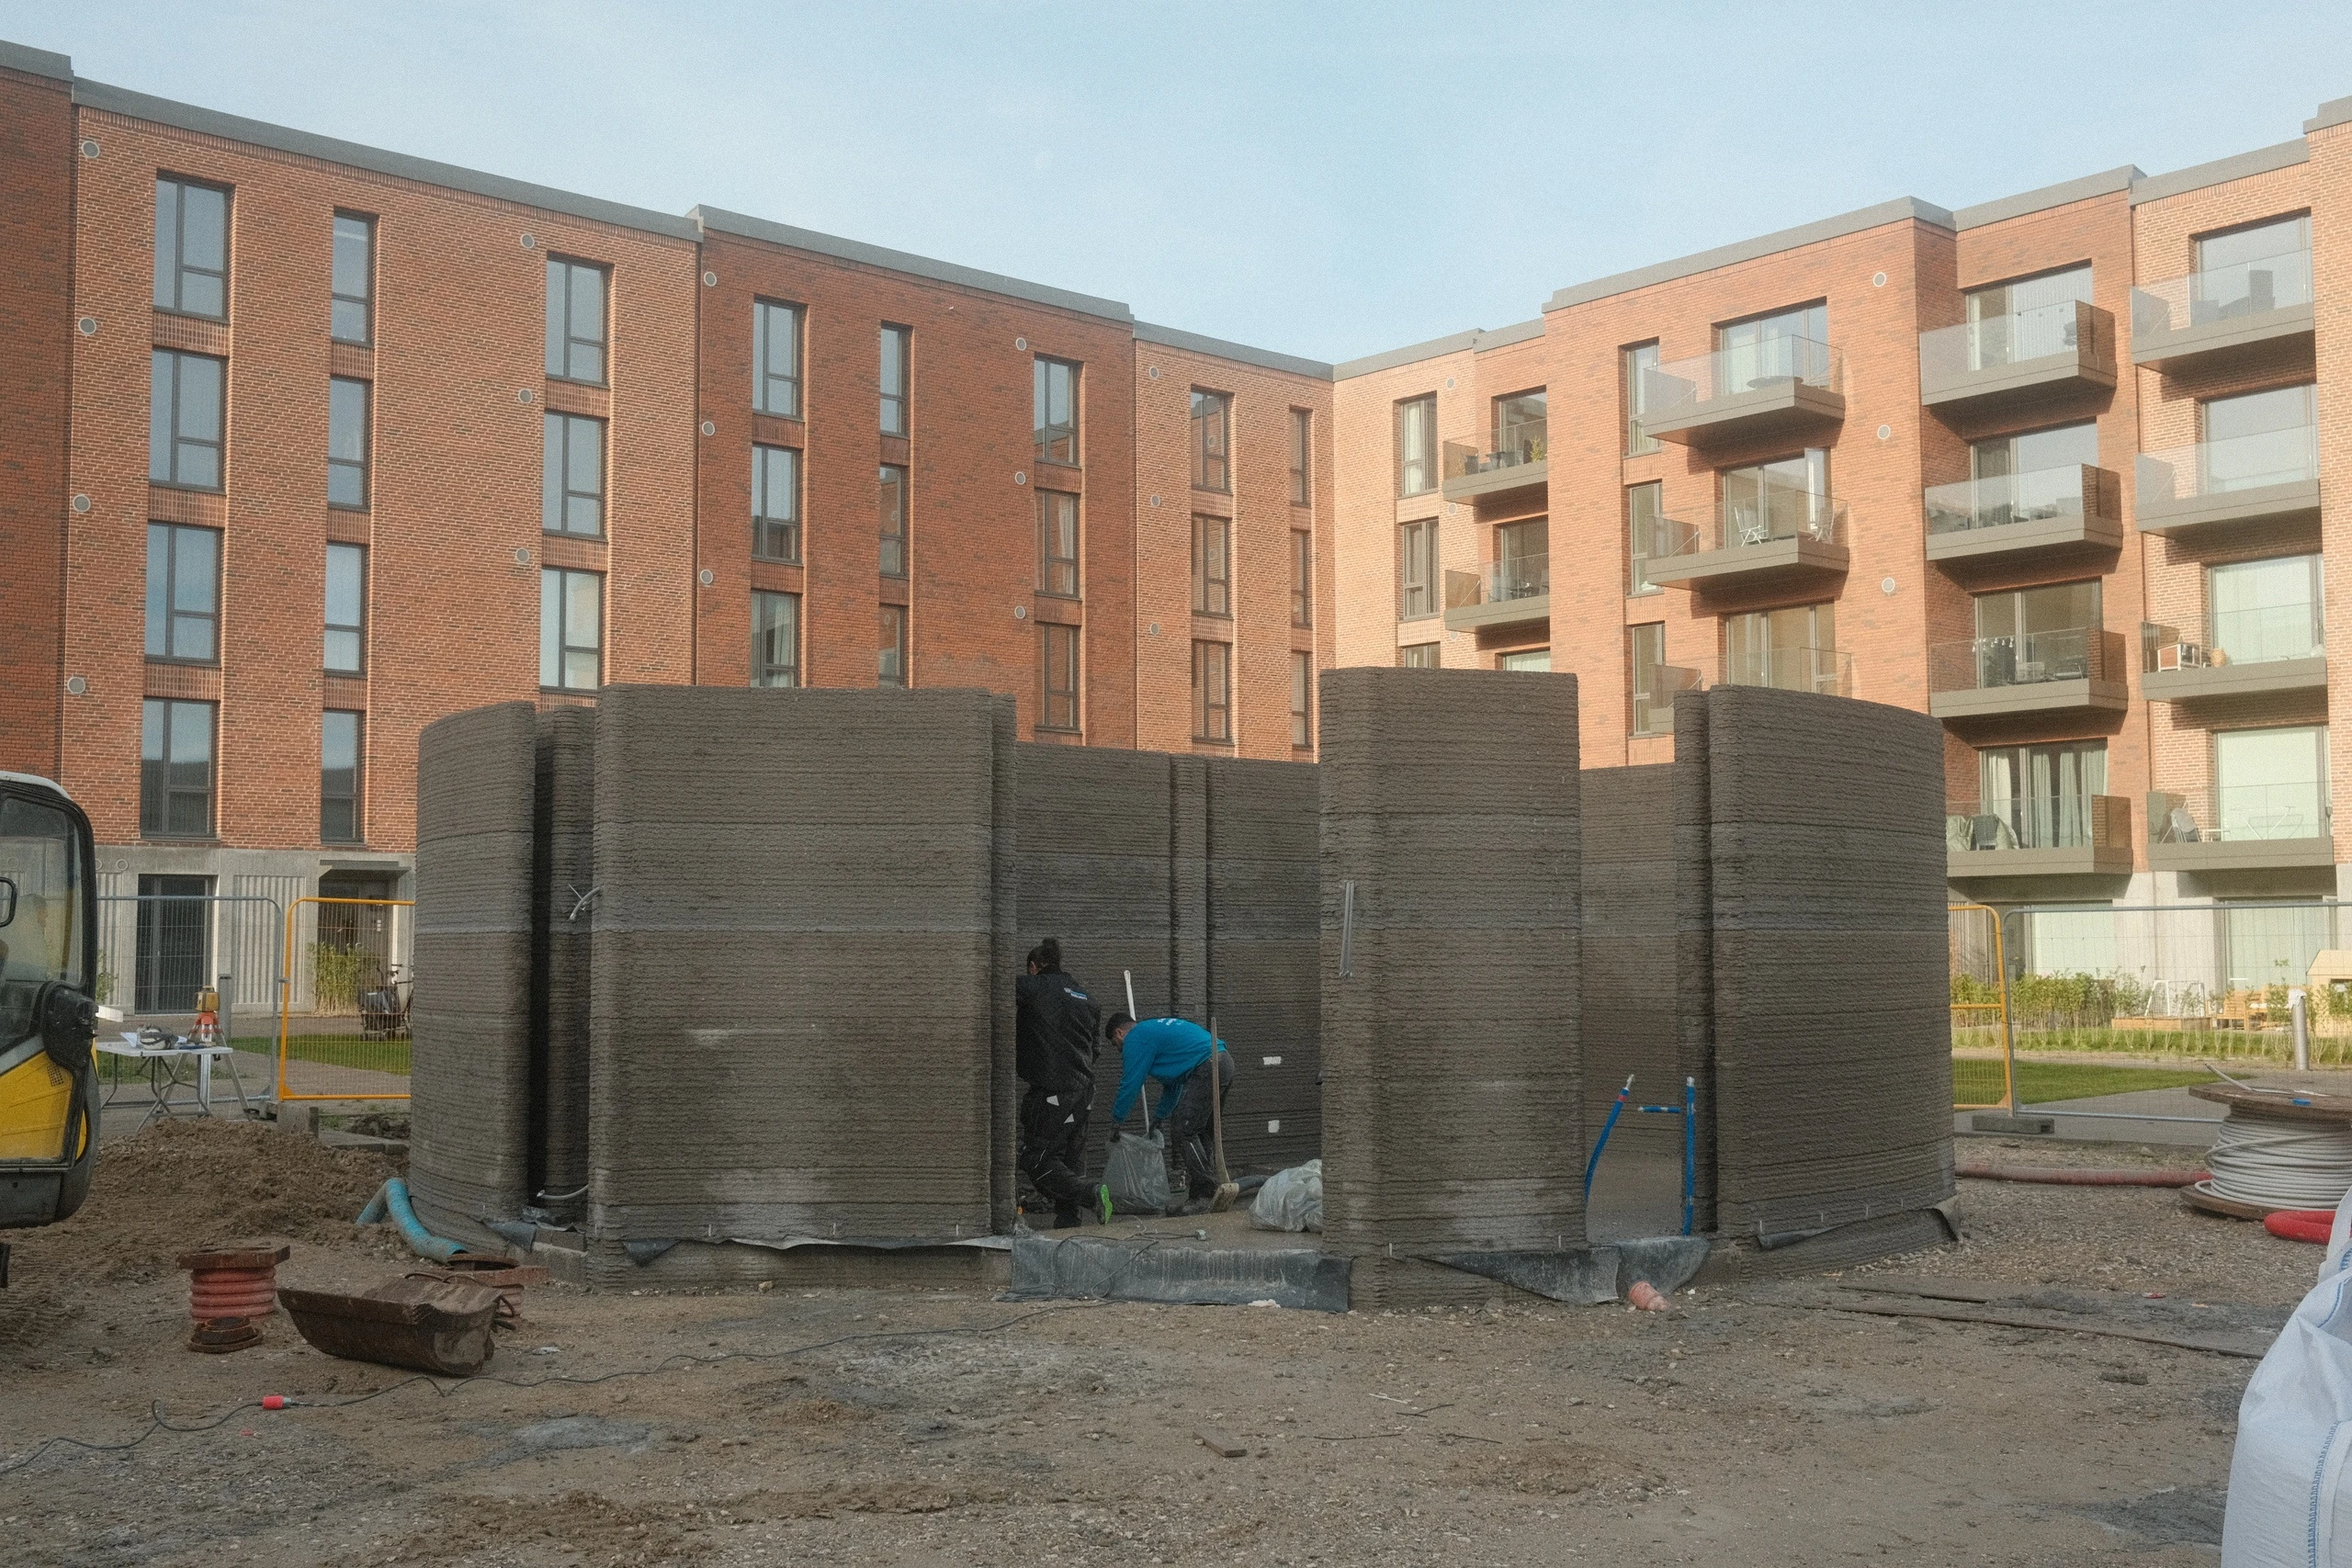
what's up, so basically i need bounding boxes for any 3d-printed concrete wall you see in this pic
[1578,764,1679,1158]
[532,706,594,1214]
[1205,757,1321,1172]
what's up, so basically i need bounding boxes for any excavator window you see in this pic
[0,795,84,1055]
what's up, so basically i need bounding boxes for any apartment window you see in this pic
[2201,383,2318,491]
[1722,448,1832,546]
[2209,555,2324,663]
[1630,623,1669,736]
[1973,580,2102,682]
[1499,649,1552,671]
[752,591,799,688]
[1724,602,1838,692]
[140,699,216,838]
[1192,514,1231,616]
[1039,491,1080,597]
[1716,301,1830,389]
[1191,390,1232,492]
[153,176,229,320]
[2214,725,2330,843]
[1031,355,1079,463]
[1973,420,2098,484]
[1397,643,1439,669]
[544,255,608,384]
[879,464,909,579]
[144,524,220,664]
[1623,344,1659,456]
[1494,390,1546,460]
[1963,265,2092,367]
[538,568,602,690]
[1290,528,1313,627]
[1974,740,2109,851]
[1396,394,1435,497]
[753,299,804,417]
[1040,623,1080,733]
[328,377,370,509]
[1627,481,1664,596]
[1494,518,1548,602]
[324,543,367,674]
[1289,650,1313,748]
[1192,640,1232,742]
[2197,214,2312,316]
[752,445,800,561]
[1288,408,1312,504]
[331,212,375,344]
[1398,519,1435,620]
[321,711,363,843]
[878,604,910,688]
[541,413,605,536]
[150,350,225,491]
[879,324,910,435]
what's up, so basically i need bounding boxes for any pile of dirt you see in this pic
[28,1119,402,1283]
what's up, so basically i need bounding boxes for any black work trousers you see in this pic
[1018,1081,1094,1223]
[1163,1052,1235,1200]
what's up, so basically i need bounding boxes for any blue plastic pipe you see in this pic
[356,1177,467,1263]
[1583,1075,1634,1198]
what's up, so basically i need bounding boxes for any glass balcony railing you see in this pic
[1657,497,1846,558]
[1919,299,2102,378]
[2132,243,2314,338]
[2150,784,2333,845]
[1720,645,1853,697]
[1947,795,2131,853]
[1442,552,1550,611]
[1640,337,1840,417]
[2143,606,2325,672]
[1923,465,2098,536]
[1928,627,2125,694]
[1632,664,1702,737]
[1442,418,1547,483]
[2136,426,2319,505]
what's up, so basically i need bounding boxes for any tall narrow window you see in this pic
[541,413,605,536]
[1039,491,1080,597]
[544,255,609,384]
[150,350,225,490]
[1290,650,1313,748]
[1034,356,1079,463]
[1724,602,1838,693]
[1290,528,1313,627]
[331,211,375,344]
[1629,622,1669,736]
[752,444,800,561]
[1396,394,1435,496]
[153,176,229,319]
[752,591,799,688]
[1040,623,1080,733]
[1398,519,1435,619]
[1715,301,1830,390]
[879,464,909,579]
[140,698,216,838]
[324,543,367,673]
[879,323,910,434]
[753,299,803,416]
[1193,640,1232,742]
[1288,408,1312,504]
[538,568,603,690]
[1192,514,1231,616]
[1397,643,1439,669]
[878,604,909,687]
[1627,481,1664,596]
[328,377,370,509]
[1191,389,1231,492]
[321,711,362,843]
[144,524,220,665]
[1623,344,1659,456]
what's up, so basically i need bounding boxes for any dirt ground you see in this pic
[0,1123,2323,1567]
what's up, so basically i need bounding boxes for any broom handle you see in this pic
[1208,1013,1228,1185]
[1123,971,1149,1134]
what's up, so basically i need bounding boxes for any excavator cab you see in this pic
[0,773,102,1284]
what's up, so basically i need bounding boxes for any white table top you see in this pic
[101,1032,237,1060]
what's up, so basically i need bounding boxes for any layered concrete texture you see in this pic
[1204,757,1320,1173]
[532,707,595,1212]
[1694,685,1955,1242]
[1318,668,1584,1306]
[408,702,539,1248]
[584,686,1014,1253]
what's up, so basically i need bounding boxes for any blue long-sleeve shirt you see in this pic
[1111,1017,1226,1123]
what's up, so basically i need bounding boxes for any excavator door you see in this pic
[0,774,102,1273]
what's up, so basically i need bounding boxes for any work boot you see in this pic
[1052,1204,1081,1229]
[1093,1184,1114,1225]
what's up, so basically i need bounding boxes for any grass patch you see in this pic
[2012,1061,2221,1105]
[232,1035,411,1076]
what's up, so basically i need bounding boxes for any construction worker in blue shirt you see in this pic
[1103,1012,1238,1213]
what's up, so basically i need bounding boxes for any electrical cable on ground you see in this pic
[2204,1107,2352,1210]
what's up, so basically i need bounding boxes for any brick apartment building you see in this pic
[6,32,2352,1010]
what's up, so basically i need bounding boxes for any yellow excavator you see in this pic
[0,773,103,1286]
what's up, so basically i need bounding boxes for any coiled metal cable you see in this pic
[2205,1105,2352,1210]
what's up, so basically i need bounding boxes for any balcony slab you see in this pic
[2134,477,2321,540]
[1442,593,1550,635]
[2149,836,2336,873]
[1926,510,2123,566]
[1948,845,2134,878]
[1920,348,2115,419]
[1644,535,1849,593]
[2143,656,2327,703]
[1441,459,1546,505]
[1641,380,1845,449]
[1928,678,2129,721]
[2132,301,2315,374]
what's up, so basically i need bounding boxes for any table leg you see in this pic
[198,1054,213,1115]
[220,1050,254,1116]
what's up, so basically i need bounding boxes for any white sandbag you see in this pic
[1250,1159,1322,1233]
[2222,1182,2352,1565]
[1104,1129,1173,1216]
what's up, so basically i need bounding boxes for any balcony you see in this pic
[1719,645,1854,698]
[2132,244,2315,373]
[2149,785,2335,872]
[2142,614,2328,703]
[1631,665,1702,739]
[1442,419,1547,504]
[1442,552,1550,634]
[1923,464,2123,566]
[1927,627,2129,721]
[1637,338,1844,449]
[1643,500,1849,593]
[1947,795,2134,878]
[1918,300,2116,418]
[2134,428,2320,540]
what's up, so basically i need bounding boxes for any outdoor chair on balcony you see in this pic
[1969,815,2018,852]
[2159,806,2202,844]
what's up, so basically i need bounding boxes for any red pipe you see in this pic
[1957,1164,2208,1187]
[2265,1210,2335,1245]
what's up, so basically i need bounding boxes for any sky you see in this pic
[13,1,2352,363]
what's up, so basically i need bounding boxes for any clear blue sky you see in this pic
[13,2,2352,362]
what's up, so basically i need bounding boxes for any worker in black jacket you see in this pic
[1015,939,1113,1227]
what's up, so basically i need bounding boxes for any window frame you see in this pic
[543,254,610,386]
[320,709,364,844]
[752,298,804,417]
[1398,518,1436,620]
[331,210,376,345]
[1290,527,1313,628]
[1289,649,1313,748]
[144,523,220,667]
[153,175,231,321]
[752,443,801,562]
[1397,642,1439,670]
[1629,622,1670,737]
[324,542,368,675]
[1038,490,1080,599]
[1627,480,1664,597]
[541,412,607,536]
[1192,638,1233,743]
[878,322,910,435]
[1190,389,1232,493]
[1395,393,1436,497]
[879,463,909,580]
[752,590,800,688]
[140,697,217,840]
[538,567,604,692]
[328,376,371,511]
[1192,513,1232,617]
[878,604,910,688]
[1288,407,1312,505]
[150,349,226,492]
[1034,356,1080,464]
[1039,622,1081,733]
[1623,344,1659,456]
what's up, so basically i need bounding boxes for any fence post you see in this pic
[1996,909,2018,1113]
[2292,987,2311,1073]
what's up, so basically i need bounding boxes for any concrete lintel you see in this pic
[1951,165,2142,230]
[2143,656,2328,703]
[1928,678,2129,720]
[2130,139,2310,206]
[1544,197,1953,313]
[1133,321,1331,380]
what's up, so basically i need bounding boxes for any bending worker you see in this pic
[1104,1012,1238,1213]
[1014,939,1112,1228]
